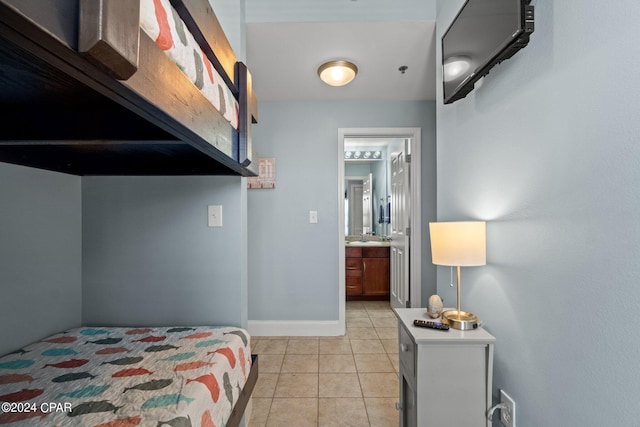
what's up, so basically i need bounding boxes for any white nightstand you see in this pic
[394,308,496,427]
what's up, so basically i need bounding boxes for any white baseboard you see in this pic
[247,320,344,337]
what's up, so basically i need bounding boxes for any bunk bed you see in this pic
[0,326,258,427]
[0,0,259,424]
[0,0,259,176]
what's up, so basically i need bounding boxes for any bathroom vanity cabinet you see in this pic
[345,246,390,299]
[394,308,496,427]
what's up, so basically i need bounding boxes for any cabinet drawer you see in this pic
[363,247,389,258]
[346,258,362,278]
[345,247,362,258]
[398,324,416,379]
[346,270,362,278]
[346,278,362,295]
[346,258,362,270]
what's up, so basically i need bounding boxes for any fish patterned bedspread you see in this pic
[140,0,240,137]
[0,326,252,426]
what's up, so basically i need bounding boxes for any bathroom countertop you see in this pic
[345,241,391,247]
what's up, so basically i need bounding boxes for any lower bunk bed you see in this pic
[0,326,258,426]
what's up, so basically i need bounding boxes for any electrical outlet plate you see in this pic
[500,390,516,427]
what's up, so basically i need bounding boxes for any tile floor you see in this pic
[248,301,400,427]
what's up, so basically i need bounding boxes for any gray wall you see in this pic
[210,0,247,61]
[0,163,82,356]
[82,176,248,328]
[248,101,437,322]
[436,0,640,425]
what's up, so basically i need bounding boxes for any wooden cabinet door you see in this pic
[362,257,390,296]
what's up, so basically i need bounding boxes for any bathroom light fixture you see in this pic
[429,221,486,330]
[318,60,358,86]
[344,151,383,160]
[443,56,471,82]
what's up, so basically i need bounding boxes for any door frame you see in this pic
[338,128,422,333]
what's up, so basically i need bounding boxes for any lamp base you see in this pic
[441,310,479,330]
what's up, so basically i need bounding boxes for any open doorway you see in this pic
[337,128,422,333]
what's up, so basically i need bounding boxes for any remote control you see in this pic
[413,319,450,331]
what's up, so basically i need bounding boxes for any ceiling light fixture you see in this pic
[318,60,358,87]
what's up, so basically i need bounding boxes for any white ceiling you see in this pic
[244,1,437,102]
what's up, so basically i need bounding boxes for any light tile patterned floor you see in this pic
[248,301,399,427]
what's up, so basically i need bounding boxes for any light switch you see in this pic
[309,210,318,224]
[208,205,223,227]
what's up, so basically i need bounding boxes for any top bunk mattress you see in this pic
[140,0,239,131]
[0,325,252,426]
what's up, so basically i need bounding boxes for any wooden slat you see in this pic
[0,142,237,175]
[170,0,237,89]
[123,32,235,159]
[2,0,78,49]
[79,0,140,80]
[236,62,258,175]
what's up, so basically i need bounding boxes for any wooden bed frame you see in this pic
[0,1,259,423]
[228,354,259,427]
[0,0,258,176]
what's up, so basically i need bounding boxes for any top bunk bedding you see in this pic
[140,0,239,131]
[0,0,258,176]
[0,326,252,426]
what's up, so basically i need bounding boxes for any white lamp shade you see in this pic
[429,221,486,266]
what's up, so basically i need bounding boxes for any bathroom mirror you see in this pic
[344,140,392,238]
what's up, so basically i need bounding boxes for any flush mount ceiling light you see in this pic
[443,56,471,82]
[317,60,358,87]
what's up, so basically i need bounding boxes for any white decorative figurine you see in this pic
[427,294,443,318]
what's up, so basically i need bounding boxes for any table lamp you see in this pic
[429,221,486,330]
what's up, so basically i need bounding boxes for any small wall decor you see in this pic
[247,157,276,189]
[427,294,444,318]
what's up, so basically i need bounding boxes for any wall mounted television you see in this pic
[442,0,535,104]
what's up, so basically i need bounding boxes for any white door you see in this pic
[362,173,373,235]
[390,139,410,309]
[348,182,364,236]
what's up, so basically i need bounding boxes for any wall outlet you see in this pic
[500,390,516,427]
[309,210,318,224]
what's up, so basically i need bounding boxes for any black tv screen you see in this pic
[442,0,534,104]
